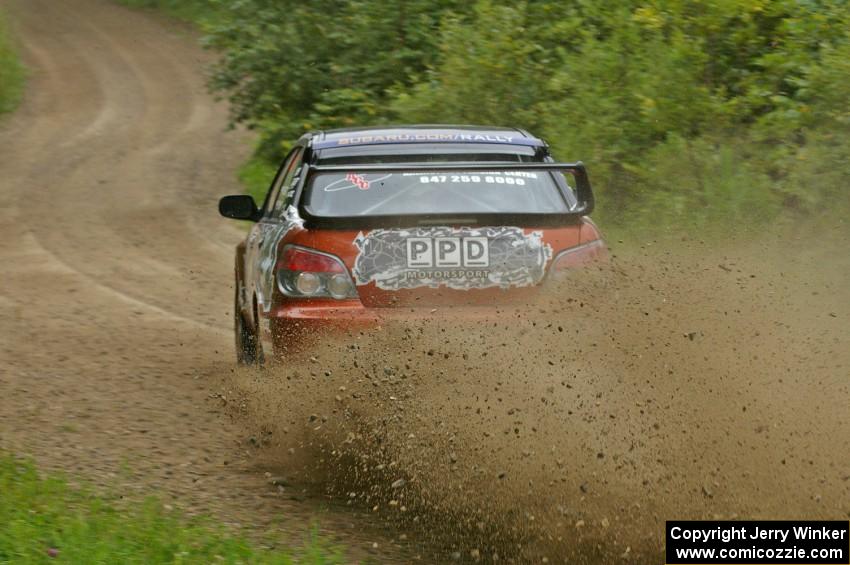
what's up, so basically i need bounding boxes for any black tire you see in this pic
[234,285,264,366]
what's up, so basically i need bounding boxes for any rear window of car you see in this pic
[303,168,572,217]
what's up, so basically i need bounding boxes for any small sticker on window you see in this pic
[324,173,393,193]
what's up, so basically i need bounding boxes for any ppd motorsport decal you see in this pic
[352,227,552,290]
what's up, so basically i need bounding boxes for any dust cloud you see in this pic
[221,231,849,563]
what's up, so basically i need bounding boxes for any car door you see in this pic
[248,146,305,313]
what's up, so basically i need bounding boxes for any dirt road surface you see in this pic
[2,1,849,564]
[0,0,413,560]
[233,240,850,562]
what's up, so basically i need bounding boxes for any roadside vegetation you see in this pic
[0,455,344,564]
[239,156,277,205]
[0,9,25,116]
[119,0,850,236]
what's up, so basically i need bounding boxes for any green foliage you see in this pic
[623,135,781,236]
[390,2,547,129]
[239,154,277,205]
[388,0,850,232]
[204,0,472,160]
[133,0,850,234]
[0,9,25,116]
[0,455,344,564]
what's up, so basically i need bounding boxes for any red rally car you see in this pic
[219,125,605,364]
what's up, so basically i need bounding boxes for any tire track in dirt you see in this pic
[0,0,414,560]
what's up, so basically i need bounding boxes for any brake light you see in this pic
[276,245,357,299]
[550,239,607,277]
[279,245,345,274]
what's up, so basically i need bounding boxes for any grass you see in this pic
[0,455,345,564]
[0,9,25,116]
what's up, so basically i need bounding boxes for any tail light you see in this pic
[550,239,607,279]
[276,245,358,299]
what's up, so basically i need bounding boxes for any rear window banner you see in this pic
[411,171,536,186]
[310,131,548,149]
[352,226,552,290]
[334,133,515,145]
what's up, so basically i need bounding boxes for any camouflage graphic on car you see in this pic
[256,206,304,312]
[352,226,552,290]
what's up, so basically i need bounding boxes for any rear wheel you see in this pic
[234,285,264,365]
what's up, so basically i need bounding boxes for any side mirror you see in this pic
[219,195,260,221]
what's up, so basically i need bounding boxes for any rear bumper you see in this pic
[265,300,513,356]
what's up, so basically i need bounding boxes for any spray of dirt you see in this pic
[222,230,849,563]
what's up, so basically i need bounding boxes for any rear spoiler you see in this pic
[299,162,595,229]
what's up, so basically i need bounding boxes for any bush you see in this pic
[137,0,850,234]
